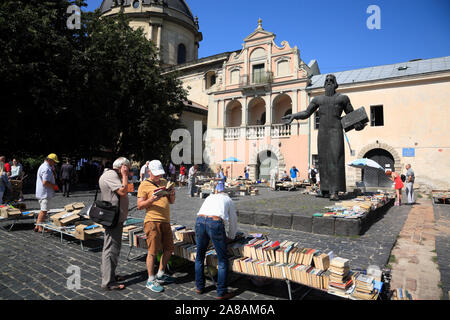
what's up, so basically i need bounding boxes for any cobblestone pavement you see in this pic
[0,186,412,300]
[389,199,442,299]
[433,202,450,299]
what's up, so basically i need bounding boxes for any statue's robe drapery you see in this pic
[297,93,354,194]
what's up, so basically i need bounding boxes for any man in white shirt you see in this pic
[140,161,150,182]
[35,153,59,232]
[194,191,237,300]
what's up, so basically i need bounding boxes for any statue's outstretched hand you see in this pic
[282,114,294,124]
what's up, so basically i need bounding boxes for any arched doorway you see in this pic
[248,97,266,125]
[362,148,394,187]
[256,150,278,181]
[226,100,242,127]
[272,93,292,124]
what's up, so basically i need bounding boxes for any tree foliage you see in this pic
[0,0,186,163]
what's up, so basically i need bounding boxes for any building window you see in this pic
[132,0,140,9]
[230,69,239,84]
[370,105,384,126]
[205,71,216,89]
[314,112,320,129]
[252,64,265,84]
[177,43,186,64]
[277,60,289,77]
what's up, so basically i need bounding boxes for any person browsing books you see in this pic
[214,166,226,193]
[137,160,176,293]
[98,157,130,291]
[194,189,238,300]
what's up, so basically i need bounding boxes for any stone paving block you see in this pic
[272,212,293,229]
[237,210,255,225]
[334,217,361,236]
[292,214,313,233]
[255,211,273,227]
[312,216,335,235]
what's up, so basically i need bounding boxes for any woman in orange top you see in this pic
[386,170,404,206]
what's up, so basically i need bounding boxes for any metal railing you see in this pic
[239,71,273,87]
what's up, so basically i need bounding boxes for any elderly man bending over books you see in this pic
[194,189,238,300]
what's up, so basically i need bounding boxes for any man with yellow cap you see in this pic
[34,153,60,232]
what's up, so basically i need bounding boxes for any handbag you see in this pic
[88,186,120,228]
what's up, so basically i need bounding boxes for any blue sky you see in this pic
[85,0,450,73]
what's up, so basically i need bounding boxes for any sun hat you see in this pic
[148,160,165,176]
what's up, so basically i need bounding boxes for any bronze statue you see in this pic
[282,74,365,200]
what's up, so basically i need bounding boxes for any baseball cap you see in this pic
[148,160,165,176]
[47,153,59,163]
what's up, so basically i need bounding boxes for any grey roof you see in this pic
[307,56,450,89]
[99,0,194,20]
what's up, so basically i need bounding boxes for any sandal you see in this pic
[107,284,125,291]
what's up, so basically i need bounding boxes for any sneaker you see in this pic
[146,280,164,293]
[156,273,176,284]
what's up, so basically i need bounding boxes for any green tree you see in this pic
[0,0,187,164]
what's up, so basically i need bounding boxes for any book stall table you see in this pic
[35,220,104,252]
[170,229,387,300]
[0,211,36,231]
[0,206,61,231]
[275,181,296,191]
[126,222,388,300]
[35,215,144,253]
[432,190,450,204]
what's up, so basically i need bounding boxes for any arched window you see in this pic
[230,69,240,84]
[177,43,186,64]
[277,60,289,76]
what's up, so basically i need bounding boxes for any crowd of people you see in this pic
[385,164,415,206]
[7,152,416,299]
[32,153,237,299]
[0,156,25,204]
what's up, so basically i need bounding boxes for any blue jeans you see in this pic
[195,216,228,297]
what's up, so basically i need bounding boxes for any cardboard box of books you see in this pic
[51,209,82,227]
[74,223,104,240]
[64,202,85,212]
[0,206,22,218]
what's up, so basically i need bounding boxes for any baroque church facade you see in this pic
[99,0,450,191]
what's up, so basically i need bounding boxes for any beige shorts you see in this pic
[144,221,174,256]
[38,198,52,212]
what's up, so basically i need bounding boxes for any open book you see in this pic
[153,181,175,197]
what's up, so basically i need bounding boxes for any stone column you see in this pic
[157,24,162,48]
[291,90,298,136]
[264,94,272,137]
[148,24,153,41]
[241,97,248,139]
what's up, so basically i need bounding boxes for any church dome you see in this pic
[100,0,194,21]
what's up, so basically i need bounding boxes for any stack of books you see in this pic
[351,274,379,300]
[132,231,148,249]
[174,229,196,244]
[328,257,353,297]
[313,252,331,271]
[173,241,197,261]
